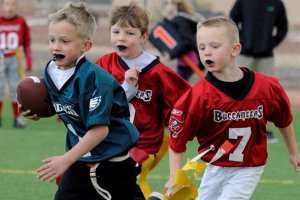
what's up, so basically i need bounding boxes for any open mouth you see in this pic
[205,60,214,65]
[116,45,127,51]
[53,54,65,61]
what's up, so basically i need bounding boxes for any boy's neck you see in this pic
[214,67,243,82]
[3,14,17,19]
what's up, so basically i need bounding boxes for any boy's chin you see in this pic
[115,50,127,57]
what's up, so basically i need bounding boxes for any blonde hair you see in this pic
[197,16,239,43]
[109,1,149,35]
[48,2,97,40]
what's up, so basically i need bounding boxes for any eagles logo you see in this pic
[89,96,102,111]
[169,115,184,138]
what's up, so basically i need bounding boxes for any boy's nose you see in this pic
[50,42,60,50]
[117,33,126,41]
[204,48,212,56]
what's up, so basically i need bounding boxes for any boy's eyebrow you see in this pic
[48,35,71,40]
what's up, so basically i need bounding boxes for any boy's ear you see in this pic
[141,32,148,44]
[82,40,93,52]
[231,42,242,57]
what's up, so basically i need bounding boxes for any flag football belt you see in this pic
[89,153,130,200]
[108,153,129,162]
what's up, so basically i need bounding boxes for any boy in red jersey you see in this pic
[166,16,300,200]
[0,0,32,128]
[95,2,191,198]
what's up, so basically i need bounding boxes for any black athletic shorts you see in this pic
[54,156,144,200]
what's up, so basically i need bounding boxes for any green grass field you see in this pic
[0,102,300,200]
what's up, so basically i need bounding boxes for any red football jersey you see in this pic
[0,15,32,70]
[96,52,191,154]
[169,71,293,167]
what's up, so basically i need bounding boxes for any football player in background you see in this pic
[0,0,32,128]
[166,17,300,200]
[161,0,205,81]
[95,2,191,198]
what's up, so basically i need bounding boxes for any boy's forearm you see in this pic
[279,123,299,155]
[169,147,184,178]
[64,126,109,164]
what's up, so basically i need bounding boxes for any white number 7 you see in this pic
[228,127,251,162]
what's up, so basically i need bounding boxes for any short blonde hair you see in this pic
[109,1,149,35]
[48,2,97,40]
[197,16,239,43]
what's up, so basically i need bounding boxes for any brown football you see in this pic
[16,76,56,118]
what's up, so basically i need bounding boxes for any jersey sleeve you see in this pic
[95,54,115,74]
[122,80,138,101]
[268,78,293,127]
[80,69,114,128]
[159,66,191,124]
[95,57,105,69]
[168,86,202,153]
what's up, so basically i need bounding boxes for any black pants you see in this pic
[54,157,144,200]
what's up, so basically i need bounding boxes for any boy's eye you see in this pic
[211,43,220,49]
[198,46,205,51]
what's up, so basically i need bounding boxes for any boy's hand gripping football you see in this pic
[18,103,40,121]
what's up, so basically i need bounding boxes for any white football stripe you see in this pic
[29,76,41,83]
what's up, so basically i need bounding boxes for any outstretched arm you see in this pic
[165,147,185,190]
[279,123,300,172]
[36,125,109,182]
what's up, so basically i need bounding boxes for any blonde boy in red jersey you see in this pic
[166,17,300,200]
[0,0,32,128]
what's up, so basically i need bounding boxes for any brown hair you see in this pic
[109,1,149,35]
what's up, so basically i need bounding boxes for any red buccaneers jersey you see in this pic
[96,52,191,154]
[0,15,32,70]
[169,70,293,167]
